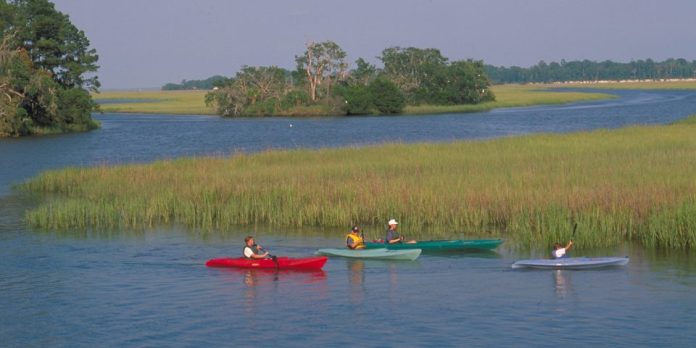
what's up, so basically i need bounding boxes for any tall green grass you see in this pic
[20,121,696,249]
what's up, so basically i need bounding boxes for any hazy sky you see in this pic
[51,0,696,89]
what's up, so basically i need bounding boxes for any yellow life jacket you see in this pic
[346,233,365,249]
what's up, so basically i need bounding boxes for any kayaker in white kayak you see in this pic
[385,219,416,244]
[346,226,366,250]
[552,240,573,259]
[243,236,270,259]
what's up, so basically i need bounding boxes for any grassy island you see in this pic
[93,84,613,116]
[20,115,696,249]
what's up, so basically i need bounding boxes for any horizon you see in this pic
[51,0,696,89]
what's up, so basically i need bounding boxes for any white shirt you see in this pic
[553,248,567,259]
[243,246,254,258]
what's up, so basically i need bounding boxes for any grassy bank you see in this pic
[93,84,613,116]
[551,80,696,90]
[404,84,612,114]
[94,90,213,115]
[20,115,696,249]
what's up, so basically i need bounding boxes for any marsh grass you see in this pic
[552,80,696,90]
[404,85,613,114]
[20,121,696,249]
[93,90,214,115]
[93,85,614,116]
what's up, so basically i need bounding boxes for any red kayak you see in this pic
[205,256,328,270]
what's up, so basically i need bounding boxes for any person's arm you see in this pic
[387,236,403,244]
[565,240,573,250]
[245,245,269,259]
[250,251,269,259]
[347,237,355,249]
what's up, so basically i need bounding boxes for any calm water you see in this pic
[1,89,696,347]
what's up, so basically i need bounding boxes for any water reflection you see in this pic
[347,260,366,304]
[553,270,573,299]
[235,268,327,287]
[430,249,503,258]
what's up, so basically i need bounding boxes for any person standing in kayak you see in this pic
[243,236,270,259]
[385,219,416,244]
[346,226,365,249]
[552,240,573,259]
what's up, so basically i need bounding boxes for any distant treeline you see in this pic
[161,75,229,90]
[204,41,494,117]
[485,58,696,84]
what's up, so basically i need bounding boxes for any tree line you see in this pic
[485,58,696,84]
[162,75,229,91]
[0,0,99,137]
[205,41,495,117]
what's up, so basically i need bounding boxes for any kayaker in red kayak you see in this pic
[552,240,573,259]
[346,226,366,250]
[385,219,416,244]
[243,236,270,259]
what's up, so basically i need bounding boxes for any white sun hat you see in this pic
[388,219,398,225]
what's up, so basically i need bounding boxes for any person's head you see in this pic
[244,235,255,246]
[388,219,398,229]
[351,226,360,234]
[553,243,562,250]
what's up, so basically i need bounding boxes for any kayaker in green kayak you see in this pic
[346,226,366,250]
[552,240,573,259]
[243,235,270,259]
[385,219,416,244]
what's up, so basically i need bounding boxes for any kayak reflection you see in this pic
[240,268,327,287]
[348,260,365,305]
[553,270,573,299]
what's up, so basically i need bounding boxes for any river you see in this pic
[1,89,695,347]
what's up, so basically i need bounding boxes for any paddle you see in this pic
[572,223,577,238]
[257,244,279,269]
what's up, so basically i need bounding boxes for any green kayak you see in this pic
[363,239,503,251]
[315,248,421,261]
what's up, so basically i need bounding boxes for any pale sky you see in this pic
[51,0,696,89]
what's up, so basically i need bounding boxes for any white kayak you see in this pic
[315,248,421,261]
[511,256,629,270]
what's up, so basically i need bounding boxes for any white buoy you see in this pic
[289,124,293,128]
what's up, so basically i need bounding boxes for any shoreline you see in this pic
[92,85,615,117]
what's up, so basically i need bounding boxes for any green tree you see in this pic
[368,78,405,114]
[10,0,99,90]
[295,41,347,102]
[335,84,372,115]
[205,66,291,116]
[1,0,99,136]
[380,46,448,103]
[349,58,377,86]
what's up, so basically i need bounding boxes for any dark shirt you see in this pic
[385,229,401,243]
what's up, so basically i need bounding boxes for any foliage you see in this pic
[205,66,291,116]
[349,58,377,86]
[295,41,347,101]
[379,46,494,105]
[368,78,405,114]
[162,75,230,90]
[486,58,696,84]
[335,84,372,115]
[20,121,696,249]
[0,0,99,137]
[10,0,99,91]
